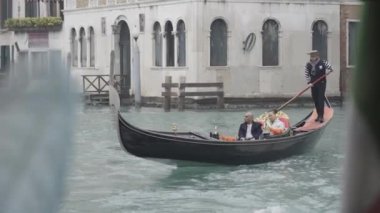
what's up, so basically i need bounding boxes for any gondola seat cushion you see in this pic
[220,135,237,142]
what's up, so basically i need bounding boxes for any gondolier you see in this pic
[304,50,333,123]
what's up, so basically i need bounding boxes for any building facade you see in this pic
[63,0,344,99]
[0,0,64,82]
[1,0,362,100]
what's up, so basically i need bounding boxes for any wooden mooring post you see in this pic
[178,76,186,111]
[216,76,224,108]
[161,76,178,112]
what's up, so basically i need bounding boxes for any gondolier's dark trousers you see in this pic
[311,82,326,119]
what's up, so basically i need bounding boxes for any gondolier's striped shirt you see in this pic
[304,60,333,84]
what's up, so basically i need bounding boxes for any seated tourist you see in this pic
[238,112,263,140]
[264,111,286,136]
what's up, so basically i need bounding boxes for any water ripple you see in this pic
[60,106,346,213]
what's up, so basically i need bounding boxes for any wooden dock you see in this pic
[82,75,110,105]
[84,92,109,105]
[82,74,126,105]
[162,76,224,111]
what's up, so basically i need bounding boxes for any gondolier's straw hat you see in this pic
[307,50,319,55]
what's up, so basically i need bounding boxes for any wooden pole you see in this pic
[216,76,224,109]
[98,76,101,94]
[163,76,172,112]
[178,76,186,111]
[82,76,85,94]
[275,70,333,112]
[110,50,115,86]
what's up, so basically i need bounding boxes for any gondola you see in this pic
[117,101,334,165]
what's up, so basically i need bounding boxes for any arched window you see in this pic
[0,0,12,29]
[89,27,95,67]
[262,19,279,66]
[177,20,186,67]
[79,27,87,67]
[25,0,39,17]
[153,22,162,67]
[165,21,174,67]
[348,21,359,66]
[70,28,78,67]
[312,20,328,60]
[49,0,58,17]
[210,19,227,66]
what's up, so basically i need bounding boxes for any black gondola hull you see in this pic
[118,110,330,165]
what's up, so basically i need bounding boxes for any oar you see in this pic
[275,70,333,112]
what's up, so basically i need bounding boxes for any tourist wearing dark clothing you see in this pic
[238,112,263,140]
[304,50,333,123]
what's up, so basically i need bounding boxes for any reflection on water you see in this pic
[60,106,346,213]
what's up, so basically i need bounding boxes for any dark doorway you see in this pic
[119,21,131,98]
[0,46,10,73]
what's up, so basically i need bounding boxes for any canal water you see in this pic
[60,106,347,213]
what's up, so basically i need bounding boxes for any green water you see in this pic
[60,106,346,213]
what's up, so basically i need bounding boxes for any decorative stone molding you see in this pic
[112,24,121,34]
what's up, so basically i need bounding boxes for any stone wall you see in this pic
[99,0,107,6]
[76,0,88,8]
[62,1,343,98]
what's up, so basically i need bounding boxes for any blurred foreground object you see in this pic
[0,51,74,213]
[342,2,380,213]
